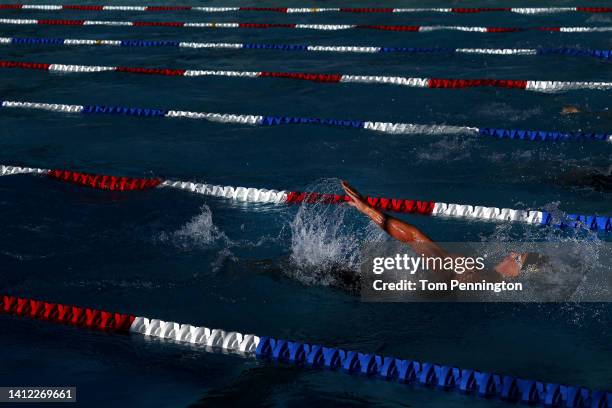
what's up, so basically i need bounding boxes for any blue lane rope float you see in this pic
[1,295,610,407]
[2,100,611,143]
[2,37,612,62]
[256,336,610,407]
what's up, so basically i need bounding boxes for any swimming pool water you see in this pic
[0,0,611,406]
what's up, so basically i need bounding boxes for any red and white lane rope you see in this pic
[0,294,258,350]
[1,294,610,407]
[1,165,610,231]
[2,60,611,93]
[2,4,612,14]
[0,18,611,33]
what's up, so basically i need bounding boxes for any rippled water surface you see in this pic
[0,0,611,406]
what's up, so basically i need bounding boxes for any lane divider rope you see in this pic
[1,165,610,231]
[1,60,611,93]
[2,36,612,62]
[2,5,612,14]
[2,99,611,143]
[1,294,609,407]
[1,18,612,33]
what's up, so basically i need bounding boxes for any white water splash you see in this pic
[158,204,231,249]
[287,178,387,287]
[481,217,609,311]
[210,248,238,273]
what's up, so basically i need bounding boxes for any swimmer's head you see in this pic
[561,106,581,115]
[495,252,526,278]
[495,252,549,278]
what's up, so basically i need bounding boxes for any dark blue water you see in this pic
[0,0,611,406]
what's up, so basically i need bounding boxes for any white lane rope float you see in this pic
[1,295,610,407]
[2,36,612,62]
[1,99,611,143]
[0,165,610,231]
[1,18,612,33]
[1,4,612,14]
[2,60,612,93]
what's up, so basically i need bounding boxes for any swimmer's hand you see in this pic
[342,180,387,225]
[341,180,369,212]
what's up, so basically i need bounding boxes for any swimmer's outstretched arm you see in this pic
[341,181,448,258]
[341,181,528,280]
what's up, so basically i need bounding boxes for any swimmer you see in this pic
[553,106,611,190]
[561,105,612,118]
[561,105,581,115]
[341,181,541,280]
[557,106,612,192]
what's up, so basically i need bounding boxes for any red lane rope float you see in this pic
[1,59,612,92]
[258,71,342,82]
[0,60,51,70]
[37,18,86,25]
[428,79,528,89]
[285,191,435,215]
[1,295,135,332]
[61,5,104,11]
[114,66,186,76]
[47,169,162,191]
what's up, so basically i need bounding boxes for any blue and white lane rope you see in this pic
[2,37,612,62]
[2,295,610,408]
[1,165,611,232]
[2,100,611,142]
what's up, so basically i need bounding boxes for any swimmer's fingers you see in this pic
[341,180,364,201]
[341,180,354,196]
